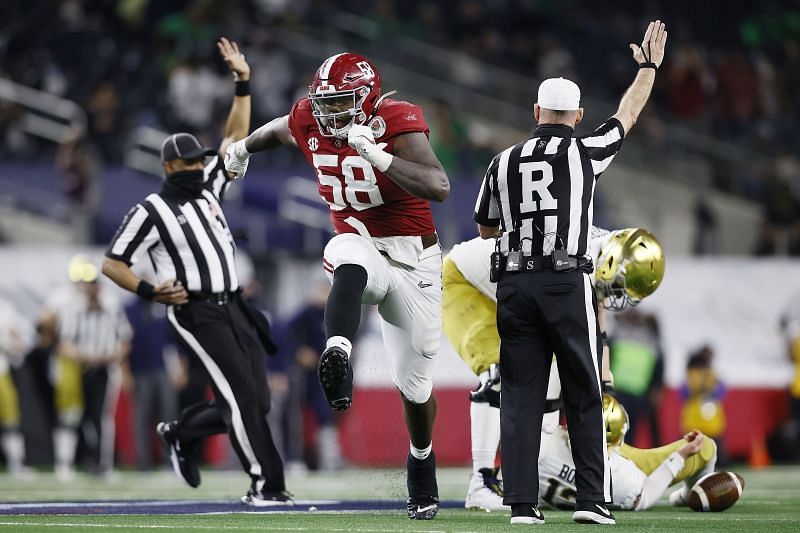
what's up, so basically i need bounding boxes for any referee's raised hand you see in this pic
[153,279,189,305]
[630,20,668,68]
[217,37,250,81]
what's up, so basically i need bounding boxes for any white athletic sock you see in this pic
[1,431,25,472]
[326,336,353,357]
[53,427,78,469]
[317,426,343,471]
[410,441,432,460]
[470,401,500,472]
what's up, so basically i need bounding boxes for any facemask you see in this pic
[161,169,205,202]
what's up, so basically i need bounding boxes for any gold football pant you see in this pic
[0,358,20,428]
[53,355,83,425]
[619,436,717,485]
[441,257,499,376]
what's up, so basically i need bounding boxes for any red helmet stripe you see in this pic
[319,53,346,80]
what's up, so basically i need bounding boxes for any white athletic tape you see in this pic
[692,485,710,511]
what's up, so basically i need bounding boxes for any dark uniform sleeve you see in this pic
[203,155,232,202]
[578,117,625,179]
[105,204,159,266]
[473,155,501,227]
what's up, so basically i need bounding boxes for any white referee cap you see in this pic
[537,77,581,111]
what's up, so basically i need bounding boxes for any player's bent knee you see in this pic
[398,377,433,405]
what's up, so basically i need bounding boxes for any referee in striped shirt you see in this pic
[102,38,289,505]
[474,21,667,525]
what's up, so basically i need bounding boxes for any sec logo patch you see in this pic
[369,116,386,138]
[308,137,319,151]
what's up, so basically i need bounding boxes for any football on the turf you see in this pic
[687,472,745,512]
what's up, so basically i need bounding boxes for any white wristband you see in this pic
[368,148,393,172]
[663,451,685,477]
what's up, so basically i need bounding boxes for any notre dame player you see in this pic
[442,227,664,511]
[537,394,723,511]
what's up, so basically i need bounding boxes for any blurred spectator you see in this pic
[285,284,343,471]
[769,303,800,461]
[0,297,35,478]
[124,299,183,471]
[692,196,720,255]
[246,31,294,122]
[680,345,727,464]
[166,57,227,133]
[428,99,469,177]
[536,34,577,81]
[53,257,131,479]
[754,156,800,256]
[609,309,664,447]
[0,104,36,159]
[666,42,713,122]
[714,51,758,142]
[86,81,123,163]
[56,128,101,244]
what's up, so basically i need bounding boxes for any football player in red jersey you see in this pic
[224,53,450,520]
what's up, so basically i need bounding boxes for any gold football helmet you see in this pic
[603,393,629,447]
[67,255,98,283]
[594,228,665,311]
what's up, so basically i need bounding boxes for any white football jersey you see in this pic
[537,426,646,510]
[446,236,496,302]
[608,449,647,510]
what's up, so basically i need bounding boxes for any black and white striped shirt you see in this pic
[106,156,240,293]
[60,301,132,362]
[474,118,624,257]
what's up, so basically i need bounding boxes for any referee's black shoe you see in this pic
[510,504,545,525]
[406,452,439,520]
[157,421,200,488]
[317,346,353,411]
[573,501,616,524]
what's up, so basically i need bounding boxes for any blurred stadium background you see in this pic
[1,0,800,527]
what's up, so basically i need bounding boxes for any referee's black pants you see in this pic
[81,364,121,473]
[166,295,285,493]
[497,269,610,506]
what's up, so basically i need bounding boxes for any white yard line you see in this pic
[0,522,446,532]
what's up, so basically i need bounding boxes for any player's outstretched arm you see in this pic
[349,128,450,202]
[633,431,704,511]
[224,115,296,179]
[612,20,668,136]
[217,37,251,158]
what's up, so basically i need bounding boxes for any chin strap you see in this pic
[366,90,397,122]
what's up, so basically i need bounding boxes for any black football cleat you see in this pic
[241,489,294,507]
[406,451,439,520]
[157,421,200,488]
[573,501,616,524]
[511,503,545,525]
[317,346,353,411]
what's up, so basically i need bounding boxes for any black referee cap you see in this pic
[161,133,217,162]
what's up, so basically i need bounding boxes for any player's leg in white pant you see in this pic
[321,234,391,409]
[465,391,507,511]
[53,425,78,481]
[378,245,442,518]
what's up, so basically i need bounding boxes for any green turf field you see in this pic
[0,465,798,532]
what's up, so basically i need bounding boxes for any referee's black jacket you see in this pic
[474,118,624,256]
